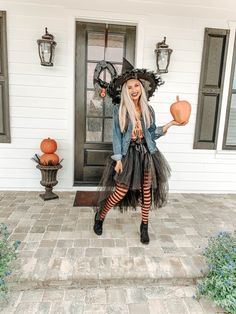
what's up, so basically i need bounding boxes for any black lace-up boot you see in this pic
[93,212,104,235]
[140,221,149,244]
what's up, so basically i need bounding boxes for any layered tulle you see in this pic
[95,139,171,215]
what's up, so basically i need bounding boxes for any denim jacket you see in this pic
[111,104,165,161]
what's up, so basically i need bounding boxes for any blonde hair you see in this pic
[119,80,153,133]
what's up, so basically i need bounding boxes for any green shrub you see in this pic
[196,231,236,313]
[0,223,21,298]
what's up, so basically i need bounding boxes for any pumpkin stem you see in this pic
[176,95,180,102]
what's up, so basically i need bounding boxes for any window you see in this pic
[0,11,10,143]
[223,36,236,150]
[193,28,230,150]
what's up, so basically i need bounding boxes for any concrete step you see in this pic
[0,284,224,314]
[8,254,207,290]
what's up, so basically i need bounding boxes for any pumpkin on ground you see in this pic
[40,138,57,154]
[170,96,191,124]
[40,153,59,166]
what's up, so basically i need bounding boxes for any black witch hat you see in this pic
[108,58,164,104]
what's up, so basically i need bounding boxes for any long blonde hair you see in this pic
[119,80,153,132]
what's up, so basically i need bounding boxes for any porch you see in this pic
[0,191,235,313]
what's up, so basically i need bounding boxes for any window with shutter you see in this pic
[0,11,10,143]
[223,36,236,150]
[193,28,230,149]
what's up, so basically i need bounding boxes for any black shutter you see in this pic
[0,11,10,143]
[193,28,229,149]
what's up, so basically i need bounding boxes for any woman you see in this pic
[93,59,187,244]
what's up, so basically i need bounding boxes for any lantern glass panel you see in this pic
[41,42,52,63]
[158,50,168,71]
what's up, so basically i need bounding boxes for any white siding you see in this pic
[144,17,236,193]
[0,1,235,193]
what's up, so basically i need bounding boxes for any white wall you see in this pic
[0,0,235,193]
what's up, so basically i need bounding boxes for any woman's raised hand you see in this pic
[115,160,123,173]
[163,119,188,133]
[171,120,189,126]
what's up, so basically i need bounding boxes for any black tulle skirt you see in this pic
[95,138,171,215]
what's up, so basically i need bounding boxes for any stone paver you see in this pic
[0,286,225,313]
[0,191,235,313]
[0,192,235,288]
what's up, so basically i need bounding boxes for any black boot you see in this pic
[140,221,149,244]
[93,212,104,235]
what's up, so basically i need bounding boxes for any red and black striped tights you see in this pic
[99,172,151,224]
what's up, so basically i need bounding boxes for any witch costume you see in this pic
[93,58,171,244]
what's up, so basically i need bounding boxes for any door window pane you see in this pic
[87,32,105,61]
[104,97,113,117]
[87,63,97,89]
[105,69,111,83]
[106,34,124,62]
[87,90,103,116]
[104,118,112,142]
[86,118,102,142]
[226,94,236,145]
[113,63,122,74]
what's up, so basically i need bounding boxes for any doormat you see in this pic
[73,191,98,207]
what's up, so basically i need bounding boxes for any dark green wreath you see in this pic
[93,58,164,104]
[93,60,117,90]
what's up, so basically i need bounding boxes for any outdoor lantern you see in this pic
[37,27,57,66]
[155,37,173,73]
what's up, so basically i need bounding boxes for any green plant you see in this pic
[0,223,21,298]
[196,231,236,313]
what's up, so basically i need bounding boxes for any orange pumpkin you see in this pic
[40,138,57,154]
[40,153,59,166]
[170,96,191,124]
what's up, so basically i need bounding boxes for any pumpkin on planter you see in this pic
[34,138,62,201]
[170,96,191,124]
[40,138,57,154]
[40,153,59,166]
[39,138,59,166]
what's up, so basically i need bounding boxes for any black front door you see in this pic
[74,21,136,185]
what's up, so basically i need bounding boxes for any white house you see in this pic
[0,0,236,193]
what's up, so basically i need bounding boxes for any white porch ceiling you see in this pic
[3,0,236,19]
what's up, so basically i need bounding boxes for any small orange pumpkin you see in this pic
[40,138,57,154]
[40,153,59,166]
[170,96,191,124]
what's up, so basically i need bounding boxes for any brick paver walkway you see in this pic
[0,285,225,314]
[1,191,235,313]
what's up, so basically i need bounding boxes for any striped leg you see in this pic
[99,183,129,220]
[141,172,151,224]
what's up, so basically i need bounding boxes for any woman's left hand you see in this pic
[171,120,189,126]
[163,119,189,133]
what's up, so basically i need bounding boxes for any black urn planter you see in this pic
[36,164,62,200]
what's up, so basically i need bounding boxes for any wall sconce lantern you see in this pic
[37,27,57,66]
[155,37,172,73]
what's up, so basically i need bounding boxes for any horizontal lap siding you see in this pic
[0,178,71,189]
[144,23,236,192]
[0,4,70,190]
